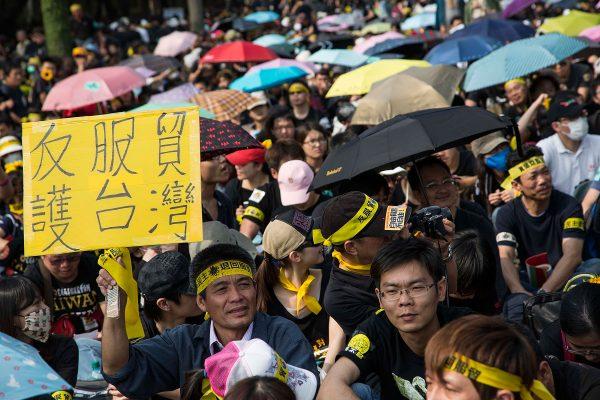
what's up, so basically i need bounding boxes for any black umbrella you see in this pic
[311,106,513,190]
[233,18,260,32]
[119,54,182,73]
[201,118,263,159]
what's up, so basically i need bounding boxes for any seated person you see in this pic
[24,252,105,336]
[496,145,586,294]
[318,238,471,400]
[99,243,318,399]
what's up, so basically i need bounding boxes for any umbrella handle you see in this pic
[511,118,524,158]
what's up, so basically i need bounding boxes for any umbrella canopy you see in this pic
[580,25,600,42]
[539,10,600,37]
[230,66,308,92]
[463,33,588,92]
[360,22,393,35]
[268,43,296,58]
[132,102,215,119]
[193,90,255,121]
[401,12,437,31]
[243,11,279,24]
[0,332,73,399]
[148,83,198,104]
[425,35,502,64]
[449,18,534,44]
[42,66,145,111]
[354,31,405,53]
[311,106,511,190]
[326,59,430,97]
[248,58,318,74]
[201,41,277,63]
[351,65,465,125]
[317,14,358,32]
[363,37,424,56]
[119,54,181,73]
[502,0,537,18]
[253,34,287,47]
[154,31,197,57]
[200,118,263,158]
[233,18,260,32]
[307,49,369,67]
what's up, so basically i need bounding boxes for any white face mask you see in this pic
[565,117,588,141]
[21,304,51,343]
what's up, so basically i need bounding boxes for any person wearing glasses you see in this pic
[296,124,328,172]
[23,252,105,336]
[318,238,471,400]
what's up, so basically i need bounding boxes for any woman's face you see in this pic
[298,245,324,266]
[235,162,262,181]
[426,369,481,400]
[565,332,600,363]
[505,82,527,106]
[14,299,44,330]
[302,130,327,160]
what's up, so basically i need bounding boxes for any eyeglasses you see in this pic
[46,254,80,266]
[304,138,326,146]
[379,283,436,302]
[423,178,456,190]
[564,342,600,357]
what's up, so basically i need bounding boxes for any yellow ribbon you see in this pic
[501,156,545,190]
[314,194,379,246]
[445,353,555,400]
[98,248,144,339]
[332,250,371,273]
[278,268,322,316]
[195,260,254,294]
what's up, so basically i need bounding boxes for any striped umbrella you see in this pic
[192,90,255,121]
[463,33,587,92]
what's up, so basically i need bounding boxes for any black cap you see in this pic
[138,251,194,300]
[547,96,585,123]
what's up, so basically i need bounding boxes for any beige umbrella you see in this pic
[193,90,255,121]
[351,65,464,125]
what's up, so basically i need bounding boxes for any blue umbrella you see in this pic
[400,12,437,31]
[230,66,308,92]
[463,33,587,92]
[0,333,73,399]
[363,37,424,56]
[425,35,502,64]
[244,11,279,24]
[307,49,369,67]
[253,34,287,47]
[449,18,535,44]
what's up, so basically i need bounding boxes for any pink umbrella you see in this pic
[580,25,600,42]
[42,66,145,111]
[154,31,197,57]
[354,31,406,54]
[248,58,318,75]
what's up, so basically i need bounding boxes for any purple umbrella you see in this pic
[502,0,537,18]
[149,83,198,104]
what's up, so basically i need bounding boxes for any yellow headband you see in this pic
[289,82,309,94]
[445,353,555,400]
[501,156,545,190]
[196,260,253,294]
[504,78,526,91]
[313,195,379,246]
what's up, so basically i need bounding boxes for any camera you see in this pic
[409,206,453,239]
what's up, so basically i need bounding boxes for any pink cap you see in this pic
[277,160,314,206]
[204,339,317,400]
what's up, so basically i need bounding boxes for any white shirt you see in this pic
[209,321,254,355]
[537,133,600,195]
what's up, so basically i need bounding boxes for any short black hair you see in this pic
[407,156,451,192]
[560,282,600,337]
[371,237,445,287]
[264,139,304,170]
[451,230,493,295]
[190,244,255,297]
[506,145,544,183]
[142,292,182,322]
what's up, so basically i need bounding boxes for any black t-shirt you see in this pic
[549,357,600,400]
[224,178,253,210]
[292,108,323,130]
[33,334,79,386]
[495,190,585,267]
[202,190,236,229]
[562,63,593,93]
[0,213,25,275]
[0,84,28,117]
[24,253,105,334]
[340,305,472,400]
[266,264,331,353]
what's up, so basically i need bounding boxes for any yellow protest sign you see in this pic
[22,107,202,256]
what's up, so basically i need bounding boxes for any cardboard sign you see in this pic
[384,205,411,231]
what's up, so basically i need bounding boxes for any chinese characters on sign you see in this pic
[23,107,202,256]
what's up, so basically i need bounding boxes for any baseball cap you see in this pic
[189,221,258,260]
[319,191,392,244]
[277,160,314,206]
[0,136,22,158]
[225,148,266,166]
[263,209,314,260]
[204,338,317,400]
[138,251,194,300]
[470,132,508,158]
[547,96,585,123]
[248,91,268,109]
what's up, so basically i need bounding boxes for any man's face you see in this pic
[554,61,571,80]
[425,369,480,400]
[289,90,308,107]
[272,117,295,140]
[417,164,459,210]
[41,252,82,283]
[197,274,257,331]
[505,81,527,106]
[376,260,445,333]
[6,69,23,87]
[201,155,229,184]
[315,74,331,93]
[351,235,390,265]
[513,164,552,201]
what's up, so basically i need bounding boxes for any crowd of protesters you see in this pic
[1,0,600,399]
